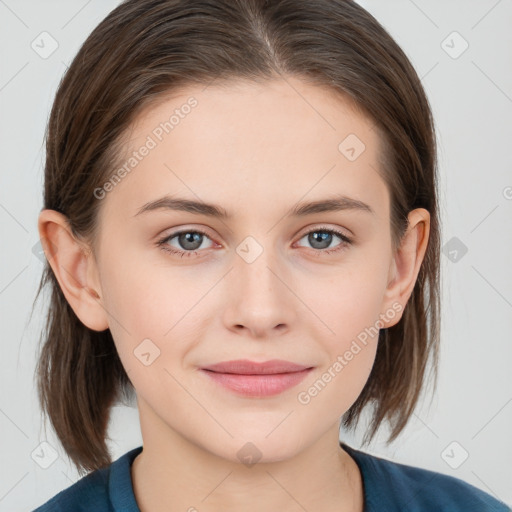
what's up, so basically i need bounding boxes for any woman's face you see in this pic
[91,77,406,462]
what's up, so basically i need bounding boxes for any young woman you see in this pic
[33,0,509,510]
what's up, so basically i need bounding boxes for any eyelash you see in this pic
[156,226,353,259]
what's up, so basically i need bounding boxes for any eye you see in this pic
[156,229,215,258]
[295,226,353,256]
[156,226,353,259]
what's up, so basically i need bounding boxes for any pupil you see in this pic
[180,232,202,250]
[310,231,332,249]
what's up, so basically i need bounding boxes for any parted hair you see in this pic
[34,0,441,475]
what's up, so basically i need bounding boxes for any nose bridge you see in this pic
[235,233,283,300]
[224,233,294,334]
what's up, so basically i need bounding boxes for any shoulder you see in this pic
[32,467,110,511]
[32,446,142,512]
[341,443,511,512]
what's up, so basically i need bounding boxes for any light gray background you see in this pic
[1,0,511,510]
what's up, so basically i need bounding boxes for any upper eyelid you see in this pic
[163,224,349,235]
[297,224,351,238]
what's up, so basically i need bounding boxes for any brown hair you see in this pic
[34,0,441,475]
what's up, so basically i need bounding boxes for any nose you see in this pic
[222,241,296,339]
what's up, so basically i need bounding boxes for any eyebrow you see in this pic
[134,194,375,219]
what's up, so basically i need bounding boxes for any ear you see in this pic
[380,208,430,328]
[37,209,109,332]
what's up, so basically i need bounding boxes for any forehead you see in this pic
[102,77,389,222]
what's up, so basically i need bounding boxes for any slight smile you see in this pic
[199,359,314,397]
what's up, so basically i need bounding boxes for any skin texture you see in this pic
[39,76,430,511]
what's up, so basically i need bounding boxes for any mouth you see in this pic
[200,359,314,397]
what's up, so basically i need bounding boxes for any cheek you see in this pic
[101,244,202,331]
[303,257,390,350]
[295,282,382,421]
[98,252,196,372]
[295,252,389,399]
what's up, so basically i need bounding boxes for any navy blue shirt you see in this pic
[33,442,510,511]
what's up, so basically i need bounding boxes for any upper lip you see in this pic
[201,359,312,375]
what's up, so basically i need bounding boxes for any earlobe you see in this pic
[381,208,430,328]
[37,209,109,332]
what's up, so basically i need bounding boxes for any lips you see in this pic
[200,359,313,397]
[202,359,311,375]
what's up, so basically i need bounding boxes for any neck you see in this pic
[131,398,364,512]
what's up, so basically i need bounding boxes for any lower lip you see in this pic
[200,368,312,397]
